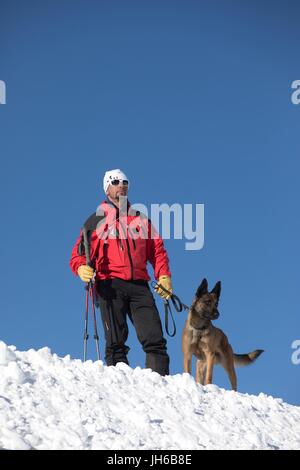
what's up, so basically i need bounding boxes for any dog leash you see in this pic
[151,281,190,337]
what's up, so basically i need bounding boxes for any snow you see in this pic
[0,340,299,450]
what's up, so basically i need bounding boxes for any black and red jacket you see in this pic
[70,200,171,282]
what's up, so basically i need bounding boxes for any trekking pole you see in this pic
[82,227,100,361]
[89,282,100,360]
[83,285,89,362]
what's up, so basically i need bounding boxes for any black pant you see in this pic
[95,278,169,376]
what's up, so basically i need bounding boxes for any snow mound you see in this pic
[0,340,299,450]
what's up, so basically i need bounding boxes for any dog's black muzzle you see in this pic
[212,309,220,320]
[202,309,220,320]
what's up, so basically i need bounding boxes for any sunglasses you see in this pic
[111,179,129,186]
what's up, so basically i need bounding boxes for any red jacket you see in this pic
[70,200,171,282]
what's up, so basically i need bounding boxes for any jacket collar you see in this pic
[98,199,143,220]
[101,198,132,217]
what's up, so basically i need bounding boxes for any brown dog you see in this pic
[182,279,263,390]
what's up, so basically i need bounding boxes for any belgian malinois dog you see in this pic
[182,279,264,390]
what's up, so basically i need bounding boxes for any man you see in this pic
[70,169,173,375]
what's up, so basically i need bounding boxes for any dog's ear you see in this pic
[196,278,208,298]
[210,281,221,299]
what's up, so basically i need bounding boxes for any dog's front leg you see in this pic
[205,353,215,385]
[196,360,206,384]
[183,354,192,374]
[182,327,192,374]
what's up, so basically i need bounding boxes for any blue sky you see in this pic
[0,0,299,406]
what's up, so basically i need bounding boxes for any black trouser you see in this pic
[95,278,169,376]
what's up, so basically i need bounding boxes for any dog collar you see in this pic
[191,323,209,331]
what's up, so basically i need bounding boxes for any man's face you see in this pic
[106,180,129,200]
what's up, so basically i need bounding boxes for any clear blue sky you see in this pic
[1,0,299,406]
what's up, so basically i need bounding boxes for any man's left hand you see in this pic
[155,275,173,300]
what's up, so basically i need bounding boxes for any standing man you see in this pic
[70,169,173,375]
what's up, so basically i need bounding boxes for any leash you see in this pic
[151,281,190,337]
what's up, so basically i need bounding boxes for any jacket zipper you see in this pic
[119,219,134,280]
[128,226,136,250]
[116,227,123,251]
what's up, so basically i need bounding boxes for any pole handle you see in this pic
[82,226,91,267]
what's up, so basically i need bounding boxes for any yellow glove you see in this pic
[155,275,173,300]
[77,265,95,283]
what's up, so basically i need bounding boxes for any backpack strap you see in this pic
[78,212,106,256]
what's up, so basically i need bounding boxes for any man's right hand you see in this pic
[77,265,95,282]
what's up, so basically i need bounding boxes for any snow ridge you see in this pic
[0,341,299,450]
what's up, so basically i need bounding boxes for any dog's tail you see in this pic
[233,349,264,367]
